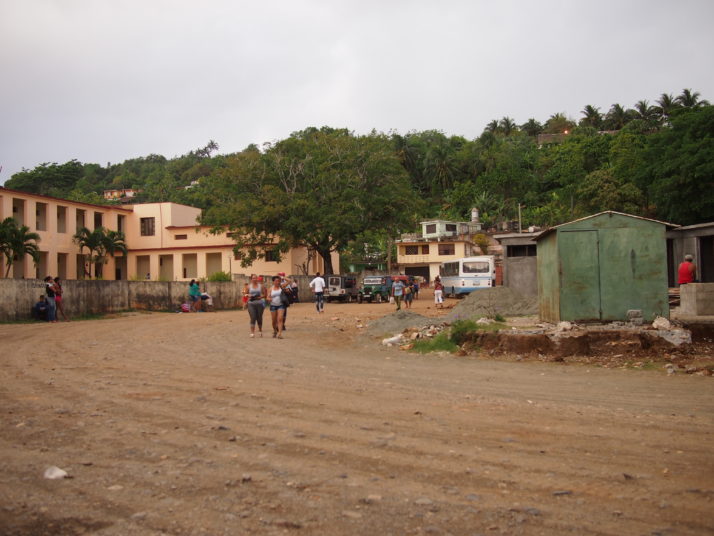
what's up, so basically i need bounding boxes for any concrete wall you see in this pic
[503,257,537,296]
[680,283,714,316]
[0,277,250,322]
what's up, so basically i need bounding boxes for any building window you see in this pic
[234,251,243,261]
[438,243,455,255]
[117,214,125,233]
[445,224,457,233]
[175,234,188,240]
[265,249,278,262]
[140,217,155,236]
[421,245,429,254]
[507,244,537,257]
[425,224,436,234]
[405,245,419,255]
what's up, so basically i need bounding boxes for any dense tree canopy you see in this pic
[4,89,713,270]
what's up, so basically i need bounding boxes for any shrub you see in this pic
[207,271,232,282]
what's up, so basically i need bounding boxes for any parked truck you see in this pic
[325,275,359,302]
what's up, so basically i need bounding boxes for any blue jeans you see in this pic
[46,297,56,322]
[315,292,324,312]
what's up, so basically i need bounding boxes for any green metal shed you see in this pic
[535,211,677,323]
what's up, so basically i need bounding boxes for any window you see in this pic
[421,245,429,254]
[438,243,455,255]
[35,203,47,231]
[445,224,457,233]
[234,251,243,261]
[265,249,278,262]
[463,261,490,273]
[405,245,419,255]
[507,245,537,257]
[57,206,67,233]
[140,217,155,236]
[425,224,436,234]
[175,234,188,240]
[117,214,125,233]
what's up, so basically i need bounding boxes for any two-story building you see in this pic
[0,187,333,280]
[396,219,485,282]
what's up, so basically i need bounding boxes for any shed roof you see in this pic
[534,211,679,241]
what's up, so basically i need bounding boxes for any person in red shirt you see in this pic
[678,254,697,285]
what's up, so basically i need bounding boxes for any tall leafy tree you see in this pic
[656,93,679,123]
[604,103,633,130]
[202,128,420,275]
[646,107,714,225]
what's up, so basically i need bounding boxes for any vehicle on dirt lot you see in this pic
[358,275,393,303]
[325,275,359,302]
[357,275,412,303]
[439,255,495,297]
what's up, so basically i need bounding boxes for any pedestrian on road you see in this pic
[244,273,267,338]
[434,276,444,308]
[309,272,326,313]
[277,272,293,330]
[392,278,405,311]
[188,279,201,312]
[269,276,286,338]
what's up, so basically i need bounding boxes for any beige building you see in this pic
[396,219,484,281]
[0,187,333,280]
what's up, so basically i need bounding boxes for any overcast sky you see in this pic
[2,0,713,183]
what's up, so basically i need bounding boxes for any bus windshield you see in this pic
[463,261,490,274]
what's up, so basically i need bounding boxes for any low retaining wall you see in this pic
[0,278,250,322]
[680,283,714,316]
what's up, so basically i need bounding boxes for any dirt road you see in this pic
[1,296,713,535]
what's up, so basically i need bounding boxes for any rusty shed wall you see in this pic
[536,232,560,322]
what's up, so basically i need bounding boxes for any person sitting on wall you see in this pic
[32,295,48,321]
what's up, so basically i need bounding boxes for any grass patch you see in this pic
[411,333,459,354]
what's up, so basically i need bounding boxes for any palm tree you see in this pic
[484,120,499,134]
[499,117,517,136]
[73,227,105,278]
[676,88,710,108]
[580,105,603,129]
[656,93,679,122]
[520,118,543,137]
[543,113,576,134]
[1,217,41,277]
[633,100,660,127]
[604,103,633,130]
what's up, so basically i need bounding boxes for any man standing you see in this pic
[309,272,326,313]
[678,254,697,285]
[391,277,405,311]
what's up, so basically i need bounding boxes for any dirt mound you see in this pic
[446,287,538,321]
[366,310,432,336]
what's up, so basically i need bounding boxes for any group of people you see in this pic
[241,271,327,339]
[390,278,420,311]
[33,276,68,322]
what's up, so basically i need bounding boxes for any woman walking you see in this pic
[433,276,444,309]
[269,276,286,339]
[244,274,267,338]
[54,277,69,321]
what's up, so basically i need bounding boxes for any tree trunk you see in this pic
[317,247,334,275]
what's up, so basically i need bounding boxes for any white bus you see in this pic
[439,256,496,296]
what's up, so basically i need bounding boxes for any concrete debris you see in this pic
[476,317,492,325]
[381,334,404,346]
[652,316,672,330]
[556,321,574,332]
[43,466,69,480]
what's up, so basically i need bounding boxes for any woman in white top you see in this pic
[269,276,286,339]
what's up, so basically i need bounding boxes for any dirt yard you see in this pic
[1,293,713,536]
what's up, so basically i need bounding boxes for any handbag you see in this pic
[280,289,291,307]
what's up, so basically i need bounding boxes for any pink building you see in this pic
[0,187,333,280]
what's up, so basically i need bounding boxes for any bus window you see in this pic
[463,261,490,274]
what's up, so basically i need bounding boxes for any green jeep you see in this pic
[358,275,394,303]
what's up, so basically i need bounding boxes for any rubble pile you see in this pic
[377,313,713,372]
[446,287,538,322]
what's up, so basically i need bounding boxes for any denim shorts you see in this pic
[270,304,286,312]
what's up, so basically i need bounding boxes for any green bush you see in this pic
[207,271,232,282]
[493,313,506,323]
